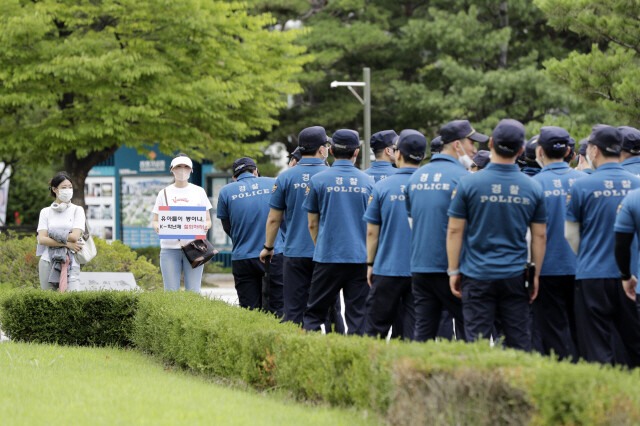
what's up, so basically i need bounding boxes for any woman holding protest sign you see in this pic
[152,154,212,293]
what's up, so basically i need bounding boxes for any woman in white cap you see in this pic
[152,153,213,292]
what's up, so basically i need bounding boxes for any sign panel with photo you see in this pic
[84,176,116,241]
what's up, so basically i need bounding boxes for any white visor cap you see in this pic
[170,156,193,170]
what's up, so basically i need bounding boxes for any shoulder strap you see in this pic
[163,188,169,206]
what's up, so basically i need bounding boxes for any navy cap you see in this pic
[395,129,427,162]
[492,119,526,155]
[331,129,360,149]
[298,126,328,152]
[588,125,622,155]
[619,126,640,154]
[578,138,589,156]
[430,136,443,154]
[440,120,489,144]
[370,130,398,151]
[232,157,257,177]
[537,126,571,155]
[289,147,302,162]
[472,150,490,170]
[525,135,539,160]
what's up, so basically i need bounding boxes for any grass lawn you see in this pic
[0,341,377,425]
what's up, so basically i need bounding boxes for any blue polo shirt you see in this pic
[406,154,468,273]
[269,158,328,258]
[448,162,547,280]
[365,161,397,182]
[363,167,416,276]
[614,188,640,292]
[217,173,283,260]
[532,162,585,276]
[302,159,374,263]
[566,163,640,280]
[621,156,640,177]
[521,167,541,177]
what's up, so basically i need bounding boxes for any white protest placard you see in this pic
[158,206,207,239]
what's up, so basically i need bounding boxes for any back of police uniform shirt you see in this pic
[447,162,547,280]
[217,174,284,260]
[363,168,416,277]
[269,158,328,258]
[621,157,640,177]
[364,161,397,183]
[406,154,468,273]
[567,163,640,280]
[532,163,585,276]
[302,159,374,263]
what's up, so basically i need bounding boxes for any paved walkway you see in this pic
[202,273,239,306]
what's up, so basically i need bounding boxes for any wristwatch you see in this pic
[447,269,460,276]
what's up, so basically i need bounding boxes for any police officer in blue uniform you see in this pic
[217,157,284,316]
[302,129,375,335]
[566,125,640,366]
[521,136,541,177]
[288,147,303,167]
[576,138,594,174]
[471,150,490,172]
[615,189,640,328]
[364,130,398,182]
[430,136,443,155]
[363,129,427,339]
[447,119,547,351]
[259,127,331,326]
[531,126,585,360]
[619,126,640,176]
[406,119,487,342]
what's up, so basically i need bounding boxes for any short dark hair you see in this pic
[373,148,386,159]
[302,146,321,157]
[233,167,256,179]
[492,148,518,160]
[399,152,421,166]
[331,146,357,160]
[590,142,618,158]
[48,172,73,198]
[541,145,566,160]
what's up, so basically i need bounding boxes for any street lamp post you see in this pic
[330,67,371,169]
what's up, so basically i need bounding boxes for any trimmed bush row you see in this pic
[2,289,640,424]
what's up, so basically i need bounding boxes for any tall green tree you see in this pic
[245,0,607,151]
[536,0,640,127]
[0,0,308,205]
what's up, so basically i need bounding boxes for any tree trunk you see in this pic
[64,145,119,209]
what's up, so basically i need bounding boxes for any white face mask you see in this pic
[457,144,474,170]
[320,146,328,161]
[58,188,73,203]
[172,169,190,182]
[535,153,545,169]
[585,147,595,170]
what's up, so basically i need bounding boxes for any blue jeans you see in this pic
[160,248,204,293]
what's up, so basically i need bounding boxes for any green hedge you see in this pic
[0,289,138,347]
[2,288,640,424]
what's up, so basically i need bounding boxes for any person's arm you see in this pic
[446,217,466,298]
[529,222,547,303]
[308,213,319,245]
[206,210,212,231]
[152,213,160,234]
[565,220,580,255]
[615,232,637,301]
[37,229,83,251]
[260,208,284,263]
[221,219,231,238]
[366,223,380,287]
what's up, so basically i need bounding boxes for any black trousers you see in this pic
[461,274,531,351]
[412,272,465,342]
[574,278,640,367]
[303,263,369,335]
[232,254,284,317]
[283,256,344,332]
[365,275,415,340]
[532,275,577,361]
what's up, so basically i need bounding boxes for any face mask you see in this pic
[58,188,73,203]
[457,144,474,170]
[321,146,328,161]
[535,153,544,169]
[585,147,595,170]
[173,169,190,182]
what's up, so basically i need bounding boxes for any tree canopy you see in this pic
[0,0,308,204]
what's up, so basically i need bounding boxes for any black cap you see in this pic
[331,129,360,149]
[289,147,302,162]
[440,120,489,144]
[472,150,490,170]
[538,126,571,155]
[298,126,328,152]
[525,135,539,160]
[395,129,427,162]
[430,136,443,154]
[619,126,640,155]
[232,157,257,177]
[492,119,526,155]
[370,130,398,151]
[588,125,622,155]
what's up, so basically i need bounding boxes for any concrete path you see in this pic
[201,273,239,306]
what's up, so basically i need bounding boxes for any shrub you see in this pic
[133,246,160,267]
[0,289,138,347]
[0,235,162,291]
